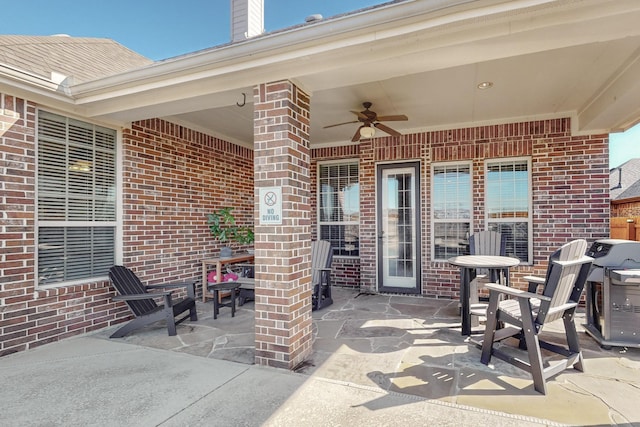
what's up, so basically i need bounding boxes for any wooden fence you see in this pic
[610,217,640,241]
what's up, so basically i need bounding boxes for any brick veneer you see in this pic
[313,118,609,297]
[0,89,610,359]
[121,119,254,282]
[253,80,312,369]
[611,201,640,217]
[0,94,118,356]
[0,92,255,357]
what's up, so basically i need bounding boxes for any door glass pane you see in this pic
[381,167,416,288]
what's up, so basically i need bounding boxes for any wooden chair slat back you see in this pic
[311,240,333,284]
[469,231,505,256]
[537,239,590,324]
[109,265,158,317]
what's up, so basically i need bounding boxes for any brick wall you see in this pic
[0,94,118,356]
[0,90,610,359]
[427,119,609,296]
[0,94,255,357]
[122,119,254,284]
[313,118,609,297]
[611,201,640,217]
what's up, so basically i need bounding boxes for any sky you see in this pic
[2,0,638,167]
[610,124,640,168]
[2,0,383,60]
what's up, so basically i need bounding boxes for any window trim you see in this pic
[35,108,122,288]
[317,158,360,258]
[484,156,533,265]
[430,160,473,261]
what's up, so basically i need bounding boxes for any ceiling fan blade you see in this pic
[376,114,408,122]
[323,120,359,129]
[351,126,363,142]
[374,122,402,137]
[350,110,369,120]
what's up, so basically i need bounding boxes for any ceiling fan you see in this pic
[323,101,409,142]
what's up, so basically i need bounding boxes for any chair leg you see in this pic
[165,305,177,336]
[563,310,584,372]
[110,319,140,338]
[317,284,333,310]
[469,278,481,327]
[312,283,319,311]
[230,289,236,317]
[213,289,220,319]
[480,292,501,365]
[519,298,546,394]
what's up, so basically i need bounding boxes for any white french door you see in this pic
[377,162,421,294]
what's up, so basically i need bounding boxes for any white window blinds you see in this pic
[37,111,116,286]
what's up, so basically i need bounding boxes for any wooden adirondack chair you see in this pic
[108,265,198,338]
[312,240,334,311]
[479,239,593,394]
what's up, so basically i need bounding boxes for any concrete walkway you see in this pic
[1,287,638,426]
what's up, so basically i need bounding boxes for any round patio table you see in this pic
[448,255,520,336]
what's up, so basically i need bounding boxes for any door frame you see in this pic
[376,161,421,294]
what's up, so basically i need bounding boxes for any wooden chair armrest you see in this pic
[523,275,545,284]
[553,256,593,267]
[113,292,171,301]
[523,275,545,293]
[146,282,193,289]
[484,283,552,301]
[146,281,196,299]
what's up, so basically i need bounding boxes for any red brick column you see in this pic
[253,81,312,369]
[358,139,376,293]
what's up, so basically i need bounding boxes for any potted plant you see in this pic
[234,226,255,251]
[207,207,254,257]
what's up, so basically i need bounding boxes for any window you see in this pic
[37,111,117,286]
[432,162,472,260]
[318,161,359,256]
[485,158,532,263]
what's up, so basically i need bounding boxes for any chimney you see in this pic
[231,0,264,42]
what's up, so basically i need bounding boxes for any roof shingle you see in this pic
[611,158,640,201]
[0,35,153,84]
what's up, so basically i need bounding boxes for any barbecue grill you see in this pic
[584,239,640,349]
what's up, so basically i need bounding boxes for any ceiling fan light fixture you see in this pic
[360,125,375,138]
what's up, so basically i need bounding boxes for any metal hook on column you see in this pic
[236,92,246,107]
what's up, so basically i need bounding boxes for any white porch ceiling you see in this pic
[69,0,640,148]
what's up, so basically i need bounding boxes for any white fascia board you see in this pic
[0,66,89,118]
[0,64,72,99]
